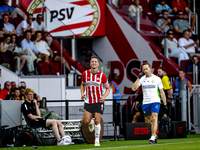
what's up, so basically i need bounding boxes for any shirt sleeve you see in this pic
[22,21,27,29]
[158,77,164,89]
[82,71,86,83]
[21,40,26,50]
[166,4,172,11]
[8,6,14,11]
[45,41,50,50]
[11,24,15,30]
[102,73,108,83]
[171,1,176,9]
[31,22,34,29]
[187,80,193,90]
[31,42,40,54]
[155,4,161,11]
[173,20,178,28]
[162,76,171,90]
[21,103,32,116]
[42,22,47,31]
[156,19,162,27]
[178,38,185,47]
[110,83,116,94]
[161,38,164,45]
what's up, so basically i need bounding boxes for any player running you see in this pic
[132,63,168,144]
[81,56,110,146]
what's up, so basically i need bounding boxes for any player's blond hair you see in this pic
[24,88,34,95]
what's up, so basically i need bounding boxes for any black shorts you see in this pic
[29,118,47,128]
[84,102,104,114]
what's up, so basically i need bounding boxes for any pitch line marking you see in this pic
[82,141,200,150]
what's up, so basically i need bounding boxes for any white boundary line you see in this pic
[82,141,200,150]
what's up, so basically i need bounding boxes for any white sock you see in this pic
[89,118,94,125]
[150,135,156,140]
[94,124,101,142]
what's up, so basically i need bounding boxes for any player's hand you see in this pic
[32,99,37,105]
[138,72,145,79]
[81,94,85,100]
[100,96,105,103]
[164,104,168,110]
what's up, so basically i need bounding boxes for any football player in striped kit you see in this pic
[81,56,110,146]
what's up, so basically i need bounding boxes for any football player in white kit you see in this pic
[132,63,168,144]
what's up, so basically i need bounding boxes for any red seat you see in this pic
[181,59,193,69]
[37,62,52,75]
[14,17,24,28]
[49,60,61,75]
[9,17,14,25]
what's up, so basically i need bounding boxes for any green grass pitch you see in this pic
[1,134,200,150]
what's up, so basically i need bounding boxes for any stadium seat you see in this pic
[14,17,24,28]
[49,60,61,75]
[22,112,56,146]
[37,62,52,75]
[181,59,193,69]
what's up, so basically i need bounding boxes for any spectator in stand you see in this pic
[178,30,199,54]
[128,0,143,22]
[11,81,16,91]
[11,34,35,75]
[155,0,173,16]
[0,81,11,100]
[161,29,189,66]
[172,68,192,98]
[16,14,35,36]
[2,14,17,35]
[0,34,26,74]
[19,81,40,101]
[21,30,42,74]
[157,10,173,33]
[187,55,200,76]
[33,14,53,46]
[6,87,20,100]
[34,31,71,72]
[0,0,26,19]
[171,0,196,31]
[173,10,191,34]
[19,86,25,100]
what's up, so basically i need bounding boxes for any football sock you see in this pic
[95,124,101,142]
[89,118,94,125]
[150,135,156,141]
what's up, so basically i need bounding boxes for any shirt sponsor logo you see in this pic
[87,81,100,86]
[143,85,156,89]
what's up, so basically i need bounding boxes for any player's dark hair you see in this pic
[91,56,99,61]
[14,88,20,91]
[142,62,151,68]
[162,10,168,14]
[179,68,185,73]
[37,14,43,19]
[157,67,165,71]
[35,31,43,36]
[27,13,33,17]
[177,10,182,15]
[19,86,26,91]
[183,29,190,35]
[3,14,9,18]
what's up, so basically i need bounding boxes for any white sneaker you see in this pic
[88,120,94,132]
[94,141,100,146]
[57,140,64,146]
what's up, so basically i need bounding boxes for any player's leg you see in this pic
[46,119,61,142]
[94,112,101,146]
[132,112,142,123]
[142,103,152,131]
[83,110,93,125]
[149,103,160,144]
[93,102,104,146]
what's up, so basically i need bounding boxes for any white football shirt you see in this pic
[138,74,163,104]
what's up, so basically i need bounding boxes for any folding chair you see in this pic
[22,113,56,146]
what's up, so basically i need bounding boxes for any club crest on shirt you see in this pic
[151,80,155,83]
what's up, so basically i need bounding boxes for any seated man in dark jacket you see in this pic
[21,88,68,145]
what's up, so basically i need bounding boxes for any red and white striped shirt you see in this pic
[82,70,108,104]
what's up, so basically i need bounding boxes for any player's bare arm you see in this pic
[132,78,140,91]
[160,88,167,104]
[80,82,86,100]
[100,85,110,103]
[33,99,41,117]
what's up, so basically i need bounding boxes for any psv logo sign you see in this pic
[45,0,100,36]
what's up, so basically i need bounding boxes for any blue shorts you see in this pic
[142,102,160,117]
